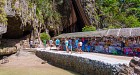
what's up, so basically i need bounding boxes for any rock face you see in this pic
[3,0,32,39]
[3,16,32,39]
[0,24,7,35]
[112,64,134,75]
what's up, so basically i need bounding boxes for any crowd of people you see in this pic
[46,36,140,56]
[48,38,83,54]
[27,36,140,56]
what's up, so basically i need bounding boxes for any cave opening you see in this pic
[3,16,23,39]
[49,30,55,37]
[23,30,31,37]
[3,16,33,39]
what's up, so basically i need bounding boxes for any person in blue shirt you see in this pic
[55,38,60,51]
[65,39,69,53]
[68,38,72,53]
[75,38,79,52]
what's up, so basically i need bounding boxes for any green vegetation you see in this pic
[86,0,140,29]
[7,0,63,36]
[82,26,96,32]
[0,0,7,25]
[40,32,50,41]
[2,0,140,33]
[28,0,62,34]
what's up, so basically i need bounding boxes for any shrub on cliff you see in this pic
[40,32,50,41]
[82,26,96,32]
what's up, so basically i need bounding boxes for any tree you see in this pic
[0,0,7,25]
[89,0,140,28]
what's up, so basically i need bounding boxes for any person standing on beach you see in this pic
[75,38,79,52]
[55,38,60,51]
[78,40,83,54]
[49,39,53,50]
[30,40,33,48]
[43,40,46,48]
[65,39,69,53]
[68,38,73,53]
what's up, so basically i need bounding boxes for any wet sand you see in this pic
[0,50,79,75]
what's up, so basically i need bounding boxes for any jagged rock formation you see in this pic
[3,0,34,38]
[129,57,140,75]
[81,0,96,25]
[1,0,96,37]
[0,24,6,45]
[112,57,140,75]
[3,0,140,37]
[62,0,91,33]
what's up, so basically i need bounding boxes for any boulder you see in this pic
[0,47,17,55]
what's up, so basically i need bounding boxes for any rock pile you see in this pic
[113,57,140,75]
[129,57,140,75]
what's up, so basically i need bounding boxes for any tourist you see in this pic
[68,38,73,53]
[91,39,96,52]
[49,39,53,50]
[65,38,69,53]
[75,38,79,52]
[125,39,129,47]
[82,38,87,51]
[61,38,65,51]
[104,40,109,53]
[55,38,60,51]
[43,40,46,48]
[133,39,137,46]
[86,42,91,52]
[120,40,125,53]
[78,40,83,54]
[34,39,39,48]
[30,40,33,48]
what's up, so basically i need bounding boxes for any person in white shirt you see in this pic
[30,40,33,48]
[78,40,83,54]
[49,39,53,50]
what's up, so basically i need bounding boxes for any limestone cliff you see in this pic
[1,0,96,38]
[3,0,35,38]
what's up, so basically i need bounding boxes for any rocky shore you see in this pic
[36,50,140,75]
